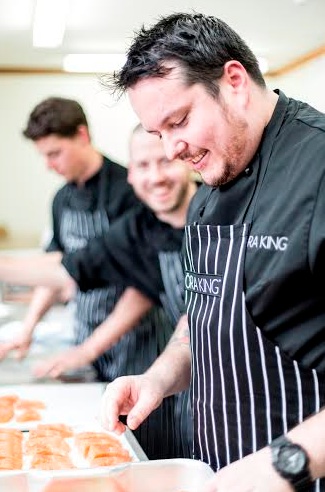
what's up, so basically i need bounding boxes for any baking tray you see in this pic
[0,420,147,491]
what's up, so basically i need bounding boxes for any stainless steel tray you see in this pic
[112,459,214,491]
[26,459,213,491]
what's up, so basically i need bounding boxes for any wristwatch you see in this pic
[270,435,313,491]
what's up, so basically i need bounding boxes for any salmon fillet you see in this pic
[30,453,74,470]
[35,423,73,437]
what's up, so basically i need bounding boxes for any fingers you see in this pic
[0,341,15,359]
[100,375,161,437]
[100,385,126,433]
[126,401,153,431]
[0,338,31,361]
[14,346,29,360]
[33,360,62,379]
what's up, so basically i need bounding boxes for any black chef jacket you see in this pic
[46,156,138,253]
[188,90,325,373]
[62,203,185,309]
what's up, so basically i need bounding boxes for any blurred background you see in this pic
[0,0,324,249]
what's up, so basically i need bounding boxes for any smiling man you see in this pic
[0,123,197,460]
[99,12,325,492]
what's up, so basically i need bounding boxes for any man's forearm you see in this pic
[22,286,59,334]
[0,252,70,288]
[287,406,325,481]
[81,287,153,362]
[145,314,191,397]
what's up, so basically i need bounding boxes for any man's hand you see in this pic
[100,374,165,435]
[200,447,293,492]
[33,345,92,379]
[0,332,33,360]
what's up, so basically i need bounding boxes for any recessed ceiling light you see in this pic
[63,54,127,73]
[33,0,68,48]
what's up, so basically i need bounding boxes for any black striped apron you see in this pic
[59,167,124,381]
[59,205,125,381]
[59,172,186,459]
[184,222,324,490]
[159,251,194,459]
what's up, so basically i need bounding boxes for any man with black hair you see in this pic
[0,122,196,460]
[99,12,325,491]
[1,98,183,459]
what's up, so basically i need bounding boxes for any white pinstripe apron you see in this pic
[184,222,324,490]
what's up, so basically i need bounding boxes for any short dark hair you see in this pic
[23,97,88,140]
[106,12,265,99]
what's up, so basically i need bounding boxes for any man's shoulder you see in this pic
[52,182,72,205]
[103,156,128,179]
[287,97,325,134]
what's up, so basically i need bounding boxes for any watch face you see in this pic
[279,445,307,473]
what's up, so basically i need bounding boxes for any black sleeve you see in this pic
[45,190,65,252]
[62,207,164,304]
[104,159,140,219]
[309,170,325,277]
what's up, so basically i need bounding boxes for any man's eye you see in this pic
[136,162,149,169]
[172,116,186,128]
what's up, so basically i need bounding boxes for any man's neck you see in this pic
[76,149,103,186]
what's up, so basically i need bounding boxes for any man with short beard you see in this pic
[99,12,325,492]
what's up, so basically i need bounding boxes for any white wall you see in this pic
[0,73,137,246]
[0,56,324,246]
[266,55,325,112]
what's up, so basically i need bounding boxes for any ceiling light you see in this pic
[63,54,127,73]
[33,0,68,48]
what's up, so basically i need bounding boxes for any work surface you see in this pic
[0,300,96,385]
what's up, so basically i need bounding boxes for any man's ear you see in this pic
[223,60,248,88]
[76,124,90,143]
[222,60,249,108]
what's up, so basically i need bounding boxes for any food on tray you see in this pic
[0,428,23,470]
[26,424,74,470]
[36,423,74,437]
[25,435,70,455]
[0,420,133,471]
[15,408,42,422]
[0,395,19,405]
[0,393,47,423]
[74,431,132,467]
[75,431,123,457]
[0,405,14,423]
[30,453,74,470]
[15,399,46,410]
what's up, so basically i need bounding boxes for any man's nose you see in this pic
[147,163,165,183]
[162,135,186,161]
[46,158,56,170]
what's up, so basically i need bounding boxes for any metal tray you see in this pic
[27,459,213,492]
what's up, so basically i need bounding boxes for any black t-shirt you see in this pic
[46,156,138,252]
[62,204,185,307]
[188,90,325,372]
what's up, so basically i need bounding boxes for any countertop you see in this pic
[0,300,96,385]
